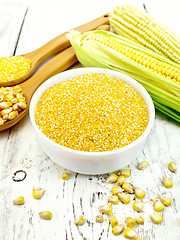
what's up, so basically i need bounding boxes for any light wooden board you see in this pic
[0,1,180,240]
[0,3,27,56]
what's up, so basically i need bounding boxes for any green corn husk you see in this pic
[68,30,180,122]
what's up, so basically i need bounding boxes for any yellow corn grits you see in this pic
[0,56,31,83]
[35,73,149,152]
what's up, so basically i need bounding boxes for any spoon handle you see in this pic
[24,14,109,63]
[21,24,110,103]
[21,47,77,102]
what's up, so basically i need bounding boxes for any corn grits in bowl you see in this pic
[29,68,155,174]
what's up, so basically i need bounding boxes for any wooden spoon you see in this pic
[0,14,109,87]
[0,24,110,132]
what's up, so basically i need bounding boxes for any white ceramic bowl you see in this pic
[29,68,155,175]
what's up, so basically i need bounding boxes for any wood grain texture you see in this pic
[0,3,27,57]
[0,1,180,240]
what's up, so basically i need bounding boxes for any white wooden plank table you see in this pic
[0,1,180,239]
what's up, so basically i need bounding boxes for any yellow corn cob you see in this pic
[110,4,180,64]
[68,30,180,122]
[89,33,180,85]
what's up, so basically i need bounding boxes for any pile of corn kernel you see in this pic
[94,161,176,239]
[0,56,31,83]
[0,86,27,125]
[35,73,149,152]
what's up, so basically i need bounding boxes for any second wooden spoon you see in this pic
[0,25,110,132]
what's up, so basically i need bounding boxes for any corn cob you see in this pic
[68,30,180,122]
[109,4,180,65]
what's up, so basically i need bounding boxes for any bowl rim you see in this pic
[29,67,155,157]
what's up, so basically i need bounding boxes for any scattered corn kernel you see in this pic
[162,177,173,188]
[17,102,27,110]
[16,93,23,100]
[13,196,24,205]
[134,187,145,199]
[18,98,26,103]
[168,162,177,173]
[117,175,126,186]
[9,111,18,120]
[1,108,12,115]
[106,173,118,183]
[112,224,124,235]
[35,73,149,152]
[62,172,69,180]
[160,196,172,206]
[0,93,4,102]
[126,217,136,227]
[118,192,131,204]
[112,186,124,195]
[32,187,45,199]
[124,227,138,239]
[150,212,163,224]
[153,200,165,212]
[12,103,19,111]
[133,201,144,212]
[0,102,10,109]
[0,86,27,124]
[13,85,22,91]
[135,215,144,224]
[137,161,148,170]
[74,216,85,226]
[0,118,5,125]
[118,169,131,178]
[5,93,14,102]
[11,98,17,104]
[39,211,52,220]
[122,182,134,194]
[107,195,119,205]
[109,214,118,227]
[3,114,9,120]
[0,56,31,83]
[96,214,104,223]
[99,204,112,214]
